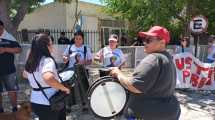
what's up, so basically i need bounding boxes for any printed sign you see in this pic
[189,15,208,33]
[174,53,215,90]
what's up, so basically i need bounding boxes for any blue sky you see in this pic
[43,0,102,5]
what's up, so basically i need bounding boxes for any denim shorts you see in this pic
[0,73,19,92]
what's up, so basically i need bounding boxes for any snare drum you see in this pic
[87,76,127,118]
[59,70,75,84]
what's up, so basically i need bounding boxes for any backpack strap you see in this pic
[68,44,73,55]
[84,45,87,61]
[32,73,50,101]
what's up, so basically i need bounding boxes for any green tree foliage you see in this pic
[54,0,73,3]
[101,0,215,42]
[10,0,45,17]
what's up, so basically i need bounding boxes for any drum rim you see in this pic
[87,76,114,96]
[87,76,128,119]
[98,68,112,72]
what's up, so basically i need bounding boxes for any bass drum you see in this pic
[87,76,127,119]
[98,68,111,77]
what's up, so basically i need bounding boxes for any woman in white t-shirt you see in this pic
[63,31,92,111]
[23,34,70,120]
[95,34,125,68]
[63,31,92,69]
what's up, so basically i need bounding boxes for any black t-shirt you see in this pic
[58,37,71,44]
[0,38,21,75]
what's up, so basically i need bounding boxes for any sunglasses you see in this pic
[144,37,160,44]
[109,40,117,43]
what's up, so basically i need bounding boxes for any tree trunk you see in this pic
[181,2,191,37]
[72,0,80,32]
[0,0,14,33]
[12,0,29,34]
[0,0,29,36]
[184,0,199,37]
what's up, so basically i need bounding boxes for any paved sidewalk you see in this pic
[176,90,215,120]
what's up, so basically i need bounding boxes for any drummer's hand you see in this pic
[62,87,70,94]
[99,54,104,62]
[63,56,69,63]
[110,67,122,78]
[0,48,6,54]
[79,59,86,64]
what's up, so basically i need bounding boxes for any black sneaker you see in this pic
[66,108,72,114]
[82,107,88,112]
[12,107,17,112]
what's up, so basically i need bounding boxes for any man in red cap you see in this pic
[110,26,181,120]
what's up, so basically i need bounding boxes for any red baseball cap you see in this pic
[139,26,170,44]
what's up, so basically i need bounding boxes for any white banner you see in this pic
[174,53,215,90]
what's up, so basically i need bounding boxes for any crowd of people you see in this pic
[1,17,215,120]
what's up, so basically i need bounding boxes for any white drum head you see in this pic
[59,70,74,82]
[89,81,127,118]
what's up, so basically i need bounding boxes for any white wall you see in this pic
[82,16,98,30]
[19,3,67,30]
[19,1,113,31]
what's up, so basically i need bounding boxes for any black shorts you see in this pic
[0,73,19,92]
[125,96,181,120]
[31,103,66,120]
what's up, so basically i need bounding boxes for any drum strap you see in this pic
[84,45,87,61]
[31,72,64,97]
[68,44,73,54]
[32,87,51,91]
[62,45,73,70]
[32,73,50,100]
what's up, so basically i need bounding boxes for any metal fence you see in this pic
[15,29,100,52]
[15,45,209,68]
[14,44,210,86]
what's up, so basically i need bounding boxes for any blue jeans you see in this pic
[0,73,19,92]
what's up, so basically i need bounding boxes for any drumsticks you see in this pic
[101,83,116,114]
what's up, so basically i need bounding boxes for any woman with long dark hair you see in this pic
[23,34,70,120]
[175,36,193,54]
